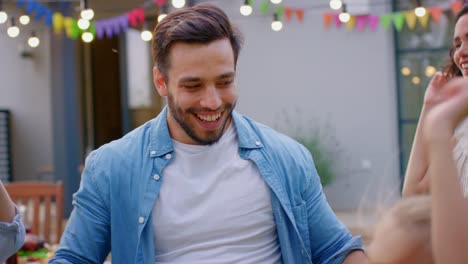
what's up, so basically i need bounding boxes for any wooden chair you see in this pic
[5,181,64,244]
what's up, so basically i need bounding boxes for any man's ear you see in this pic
[153,67,168,96]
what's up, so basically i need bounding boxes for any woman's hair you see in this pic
[367,195,433,264]
[442,5,468,79]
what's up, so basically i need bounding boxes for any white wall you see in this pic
[0,8,52,181]
[207,0,400,209]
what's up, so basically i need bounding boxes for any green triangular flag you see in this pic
[260,1,269,15]
[392,12,405,32]
[276,6,284,18]
[70,19,80,40]
[380,15,391,30]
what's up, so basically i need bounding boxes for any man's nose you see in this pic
[200,86,222,110]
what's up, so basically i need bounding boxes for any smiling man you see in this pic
[50,3,367,264]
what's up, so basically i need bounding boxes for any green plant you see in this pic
[295,135,335,186]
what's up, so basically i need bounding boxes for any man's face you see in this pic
[154,38,237,145]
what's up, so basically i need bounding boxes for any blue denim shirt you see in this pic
[50,108,362,264]
[0,206,26,262]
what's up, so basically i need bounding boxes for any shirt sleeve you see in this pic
[300,146,364,264]
[0,205,26,263]
[49,150,111,264]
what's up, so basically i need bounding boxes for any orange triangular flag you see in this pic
[296,9,304,23]
[451,2,463,15]
[429,6,442,24]
[323,13,332,29]
[284,8,293,22]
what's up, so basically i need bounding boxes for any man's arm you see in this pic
[49,151,111,264]
[343,250,368,264]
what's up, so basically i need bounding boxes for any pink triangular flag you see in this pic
[369,15,379,31]
[356,16,368,32]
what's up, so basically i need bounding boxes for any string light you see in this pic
[329,0,343,10]
[158,4,168,22]
[172,0,185,9]
[425,65,436,77]
[412,76,421,85]
[19,15,29,25]
[0,0,7,25]
[270,0,282,4]
[141,23,153,42]
[77,18,90,30]
[271,13,283,31]
[80,0,94,20]
[240,0,253,16]
[28,31,40,48]
[7,17,19,38]
[82,31,94,43]
[414,0,426,18]
[338,3,350,23]
[401,67,411,76]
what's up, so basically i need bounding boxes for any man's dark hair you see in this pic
[152,3,243,80]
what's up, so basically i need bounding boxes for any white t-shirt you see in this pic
[152,124,282,263]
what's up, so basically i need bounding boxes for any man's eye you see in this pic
[183,84,200,89]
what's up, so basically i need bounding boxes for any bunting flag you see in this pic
[284,8,293,22]
[369,15,379,31]
[276,6,284,19]
[323,13,332,29]
[333,14,342,29]
[260,1,269,16]
[154,0,165,7]
[356,16,367,32]
[451,1,463,15]
[418,12,430,28]
[53,12,64,34]
[404,11,417,30]
[346,16,356,31]
[296,9,304,23]
[380,15,392,31]
[429,6,443,24]
[392,12,405,32]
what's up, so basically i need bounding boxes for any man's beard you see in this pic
[167,94,236,145]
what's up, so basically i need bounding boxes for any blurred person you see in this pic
[403,5,468,196]
[0,181,26,262]
[50,3,367,264]
[368,71,468,264]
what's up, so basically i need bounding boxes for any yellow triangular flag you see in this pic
[53,13,64,34]
[64,17,73,38]
[418,12,430,28]
[346,16,356,31]
[404,11,416,30]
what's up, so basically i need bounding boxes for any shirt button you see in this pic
[138,217,145,224]
[255,140,261,146]
[150,150,156,155]
[165,153,172,160]
[153,174,160,181]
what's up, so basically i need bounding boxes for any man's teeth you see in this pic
[197,112,221,122]
[463,63,468,69]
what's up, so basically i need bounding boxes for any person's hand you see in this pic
[424,77,468,144]
[423,71,449,108]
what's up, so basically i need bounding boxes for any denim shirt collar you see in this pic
[148,107,262,155]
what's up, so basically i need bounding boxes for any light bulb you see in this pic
[0,11,7,24]
[78,18,90,30]
[339,12,350,23]
[172,0,185,8]
[329,0,343,10]
[412,76,421,85]
[7,26,20,38]
[158,13,167,23]
[81,9,94,20]
[28,36,40,48]
[425,66,436,77]
[401,67,411,76]
[270,0,282,4]
[82,32,94,43]
[271,20,283,31]
[414,7,426,18]
[19,15,30,25]
[141,30,153,41]
[240,5,253,16]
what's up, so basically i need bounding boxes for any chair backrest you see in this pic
[5,181,64,244]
